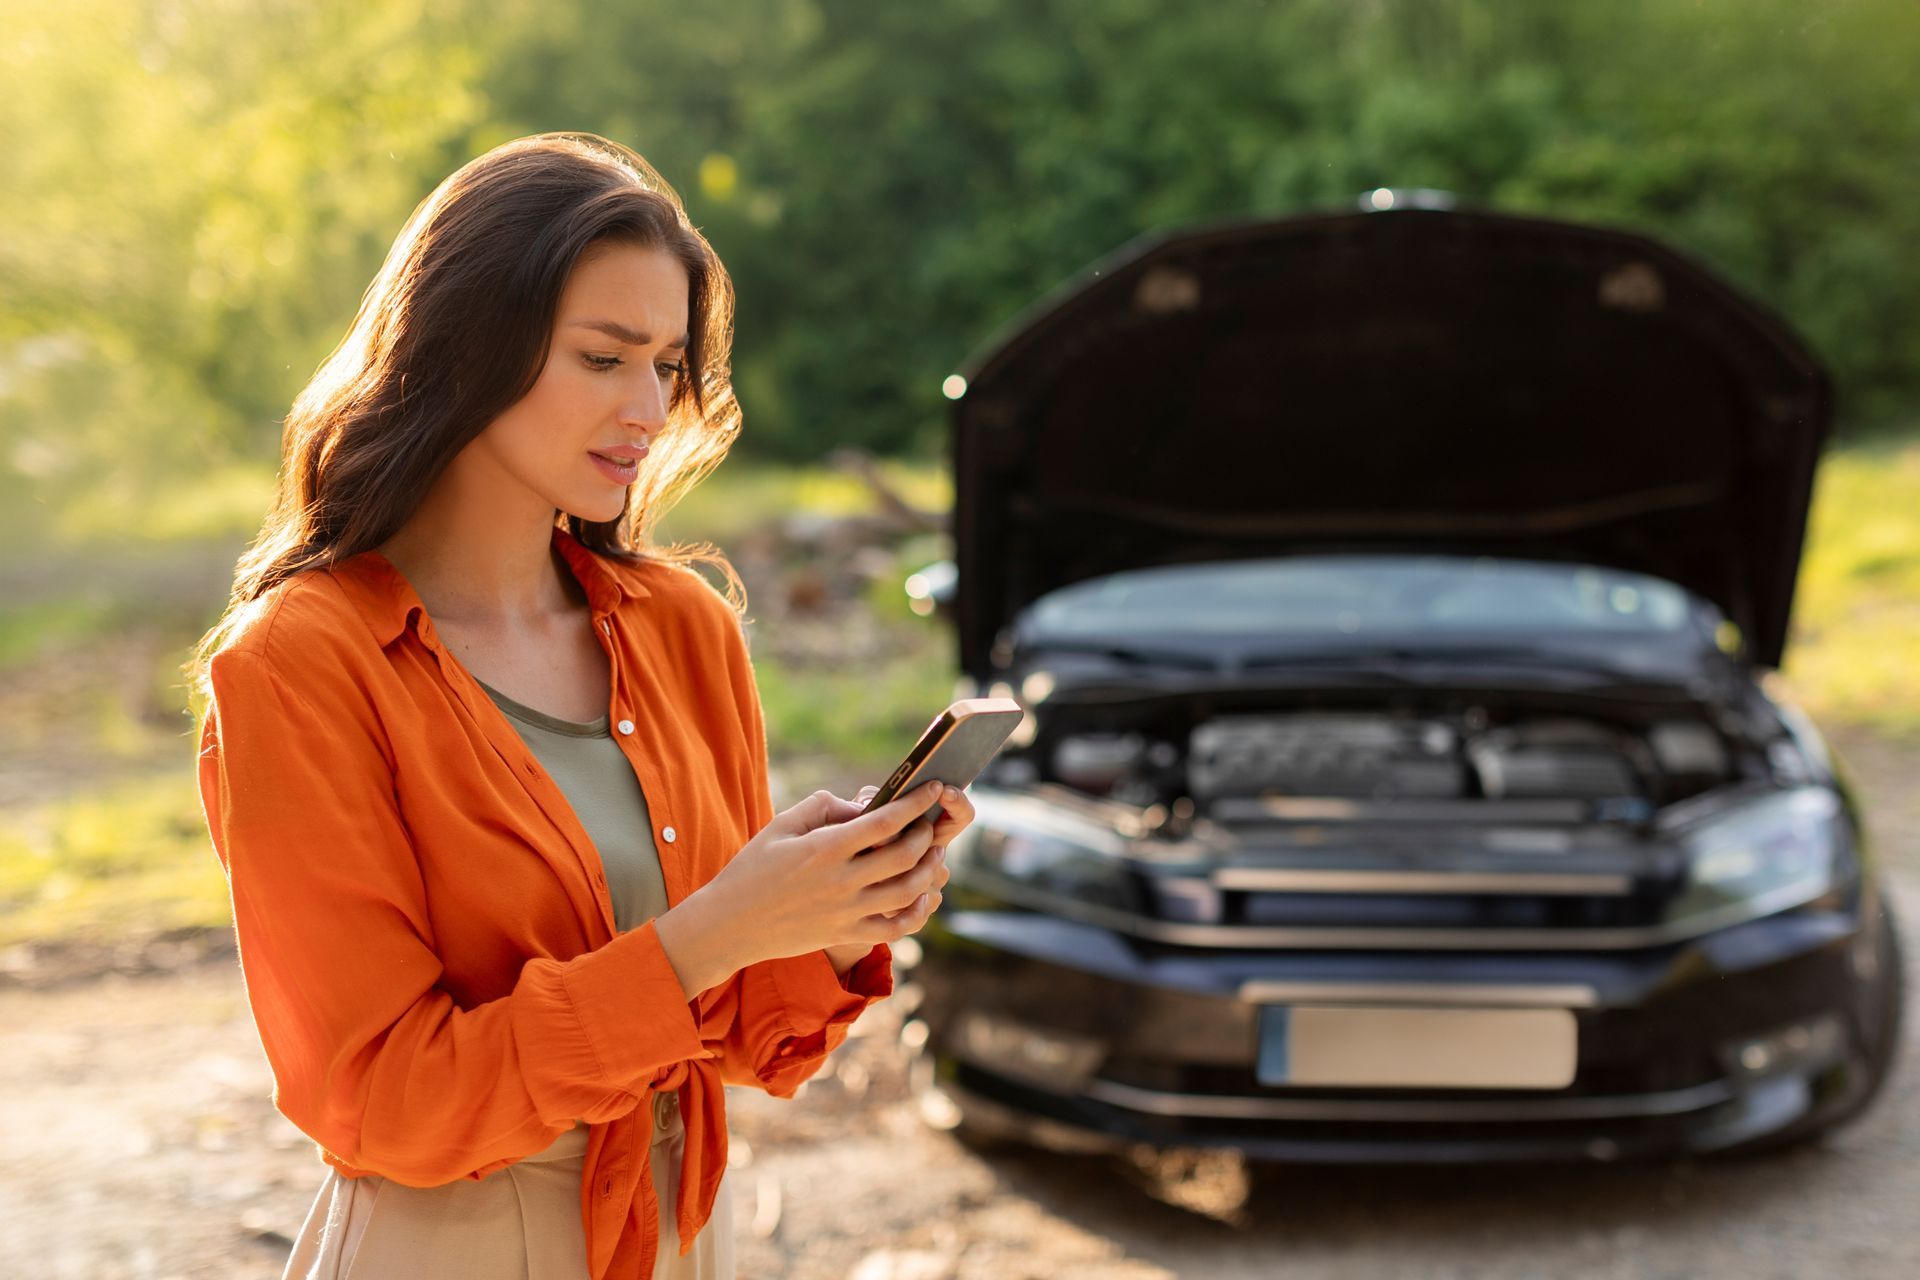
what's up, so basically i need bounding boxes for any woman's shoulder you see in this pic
[209,562,383,681]
[199,564,406,760]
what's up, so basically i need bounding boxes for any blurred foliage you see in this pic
[5,0,1920,503]
[1777,440,1920,738]
[654,456,951,548]
[751,641,960,784]
[0,772,231,946]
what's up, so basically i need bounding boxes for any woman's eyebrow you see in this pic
[568,319,689,348]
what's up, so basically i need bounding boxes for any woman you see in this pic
[185,132,970,1279]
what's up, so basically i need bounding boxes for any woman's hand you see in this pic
[819,782,972,973]
[794,782,976,929]
[694,779,973,971]
[843,782,972,920]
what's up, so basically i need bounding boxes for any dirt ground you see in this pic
[1,724,1914,1280]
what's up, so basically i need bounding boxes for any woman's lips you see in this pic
[589,448,643,483]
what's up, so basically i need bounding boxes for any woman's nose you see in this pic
[621,378,669,431]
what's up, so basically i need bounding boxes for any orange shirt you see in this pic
[194,524,893,1279]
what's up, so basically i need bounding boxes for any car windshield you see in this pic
[1022,555,1699,640]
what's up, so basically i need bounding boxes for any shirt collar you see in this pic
[335,524,651,649]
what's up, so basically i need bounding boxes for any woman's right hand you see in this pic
[702,779,951,968]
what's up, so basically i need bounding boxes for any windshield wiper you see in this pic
[1014,639,1683,689]
[1018,638,1435,686]
[1235,643,1669,683]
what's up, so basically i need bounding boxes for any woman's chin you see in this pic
[560,492,632,526]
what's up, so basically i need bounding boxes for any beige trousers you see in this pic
[281,1089,734,1279]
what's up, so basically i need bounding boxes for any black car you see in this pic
[903,195,1906,1163]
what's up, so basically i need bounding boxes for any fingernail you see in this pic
[944,785,961,799]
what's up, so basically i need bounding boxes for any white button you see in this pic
[662,826,677,843]
[617,719,635,735]
[600,619,611,636]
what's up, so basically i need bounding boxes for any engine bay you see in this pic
[990,693,1759,828]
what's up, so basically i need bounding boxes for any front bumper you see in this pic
[912,886,1891,1163]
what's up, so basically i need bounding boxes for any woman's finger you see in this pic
[879,887,942,926]
[866,836,945,910]
[813,780,946,855]
[848,817,937,888]
[771,790,848,837]
[818,793,868,825]
[823,786,943,835]
[929,787,976,842]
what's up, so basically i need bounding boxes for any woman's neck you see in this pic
[374,461,582,628]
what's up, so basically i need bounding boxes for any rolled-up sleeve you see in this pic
[196,646,711,1187]
[688,606,893,1095]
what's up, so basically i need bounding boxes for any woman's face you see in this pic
[471,240,690,526]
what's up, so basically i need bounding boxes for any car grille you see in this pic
[1225,886,1665,931]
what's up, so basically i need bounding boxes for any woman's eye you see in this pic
[583,353,683,380]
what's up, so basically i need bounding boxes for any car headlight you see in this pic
[949,796,1145,916]
[1664,787,1855,927]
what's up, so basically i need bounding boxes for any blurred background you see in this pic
[3,1,1916,1276]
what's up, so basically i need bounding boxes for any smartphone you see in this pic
[859,697,1024,830]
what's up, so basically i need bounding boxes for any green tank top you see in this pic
[474,678,670,934]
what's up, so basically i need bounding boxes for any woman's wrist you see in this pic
[653,885,755,999]
[652,884,876,993]
[822,941,873,977]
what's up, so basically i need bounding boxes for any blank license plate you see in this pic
[1256,1004,1577,1089]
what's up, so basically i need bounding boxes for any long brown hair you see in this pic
[184,132,746,713]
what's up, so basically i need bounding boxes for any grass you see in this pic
[0,771,232,948]
[1776,438,1920,739]
[1,440,1916,953]
[0,594,121,668]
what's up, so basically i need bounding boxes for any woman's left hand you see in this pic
[862,783,973,918]
[815,782,975,925]
[858,781,974,851]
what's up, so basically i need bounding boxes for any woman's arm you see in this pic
[197,645,715,1187]
[822,941,872,977]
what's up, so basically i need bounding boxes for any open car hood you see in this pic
[949,203,1830,678]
